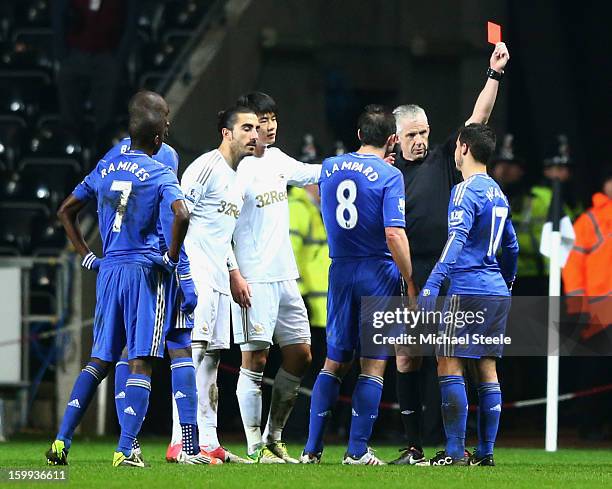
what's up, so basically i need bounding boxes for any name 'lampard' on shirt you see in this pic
[325,160,379,182]
[100,160,150,182]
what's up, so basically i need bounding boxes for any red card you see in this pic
[487,21,502,45]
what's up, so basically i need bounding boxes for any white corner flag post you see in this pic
[545,178,563,452]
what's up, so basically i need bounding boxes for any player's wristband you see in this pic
[178,272,193,283]
[487,67,504,81]
[81,252,98,270]
[226,255,238,272]
[162,252,179,269]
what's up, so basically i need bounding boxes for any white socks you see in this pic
[262,367,302,444]
[237,367,264,454]
[196,348,221,449]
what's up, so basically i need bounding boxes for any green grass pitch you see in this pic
[1,439,611,489]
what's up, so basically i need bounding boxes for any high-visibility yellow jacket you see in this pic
[514,185,581,277]
[288,188,330,328]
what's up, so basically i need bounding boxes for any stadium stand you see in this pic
[0,0,219,437]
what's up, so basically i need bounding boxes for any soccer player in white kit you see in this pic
[229,92,322,463]
[166,106,259,464]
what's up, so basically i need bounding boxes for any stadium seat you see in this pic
[26,120,85,163]
[5,28,54,73]
[137,0,166,42]
[0,244,20,256]
[16,158,81,211]
[14,0,51,29]
[0,71,52,121]
[0,115,27,169]
[138,71,167,91]
[140,32,189,71]
[163,0,210,30]
[0,201,50,254]
[31,218,66,257]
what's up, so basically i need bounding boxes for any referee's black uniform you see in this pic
[394,134,462,288]
[393,132,462,448]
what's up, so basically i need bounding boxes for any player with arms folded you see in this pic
[417,124,519,466]
[47,105,190,467]
[301,105,412,465]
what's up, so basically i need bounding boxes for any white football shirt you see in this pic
[233,147,321,283]
[181,149,243,294]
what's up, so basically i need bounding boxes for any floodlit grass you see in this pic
[1,438,611,489]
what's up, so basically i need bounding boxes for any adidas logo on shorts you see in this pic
[115,391,125,399]
[490,404,502,412]
[174,391,187,400]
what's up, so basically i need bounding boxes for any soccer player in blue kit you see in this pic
[301,105,413,465]
[417,124,519,466]
[46,100,190,468]
[102,92,216,464]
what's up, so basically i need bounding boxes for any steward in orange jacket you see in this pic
[563,188,612,339]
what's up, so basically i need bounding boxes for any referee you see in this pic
[390,42,510,465]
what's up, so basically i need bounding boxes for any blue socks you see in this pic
[347,374,383,458]
[477,382,502,457]
[304,370,341,454]
[114,358,129,428]
[117,374,151,456]
[171,357,198,455]
[57,362,106,449]
[114,358,141,453]
[439,375,467,459]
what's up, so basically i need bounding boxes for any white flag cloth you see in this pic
[539,215,576,267]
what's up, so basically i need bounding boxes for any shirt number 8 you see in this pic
[335,179,358,230]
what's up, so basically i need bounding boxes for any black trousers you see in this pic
[406,256,445,445]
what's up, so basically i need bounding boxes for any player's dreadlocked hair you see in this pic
[357,104,396,148]
[236,92,278,116]
[458,123,497,164]
[217,105,256,134]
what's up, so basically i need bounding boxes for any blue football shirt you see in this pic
[102,138,179,174]
[102,138,179,251]
[319,152,406,259]
[72,149,184,261]
[425,173,519,295]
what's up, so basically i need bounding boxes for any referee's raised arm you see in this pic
[465,42,510,125]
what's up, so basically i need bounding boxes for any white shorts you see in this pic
[191,285,231,350]
[231,279,311,351]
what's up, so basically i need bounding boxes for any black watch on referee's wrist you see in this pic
[487,67,504,81]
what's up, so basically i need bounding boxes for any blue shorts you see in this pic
[437,294,511,359]
[326,258,400,362]
[161,273,194,350]
[165,273,195,330]
[91,259,169,362]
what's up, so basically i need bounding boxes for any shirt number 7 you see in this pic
[110,180,133,233]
